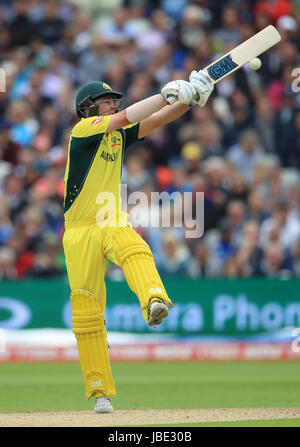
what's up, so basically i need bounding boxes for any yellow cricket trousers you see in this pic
[63,212,173,399]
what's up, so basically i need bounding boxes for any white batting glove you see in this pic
[161,80,197,106]
[189,70,214,107]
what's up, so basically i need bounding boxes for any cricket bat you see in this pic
[168,25,281,104]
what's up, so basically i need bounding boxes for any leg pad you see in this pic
[71,290,116,400]
[112,227,173,323]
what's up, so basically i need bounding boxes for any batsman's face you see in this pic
[95,96,117,115]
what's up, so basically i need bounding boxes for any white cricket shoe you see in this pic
[94,396,113,414]
[148,299,169,327]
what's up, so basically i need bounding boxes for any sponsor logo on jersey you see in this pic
[91,117,104,125]
[111,136,121,147]
[208,54,238,80]
[100,150,118,162]
[90,380,102,387]
[149,288,163,294]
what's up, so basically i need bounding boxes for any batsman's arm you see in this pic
[106,94,166,133]
[106,80,196,133]
[138,102,190,138]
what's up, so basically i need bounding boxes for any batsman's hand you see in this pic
[189,70,214,107]
[161,80,197,106]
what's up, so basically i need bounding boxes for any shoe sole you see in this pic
[148,303,168,326]
[94,407,113,414]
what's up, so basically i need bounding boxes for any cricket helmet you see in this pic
[75,81,123,118]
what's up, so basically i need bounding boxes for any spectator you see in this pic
[235,220,264,276]
[167,164,193,195]
[279,108,300,168]
[226,199,246,247]
[254,95,278,154]
[260,196,300,251]
[188,241,216,278]
[157,232,191,277]
[227,169,249,202]
[180,141,201,174]
[0,197,15,245]
[226,129,264,183]
[124,154,154,194]
[6,0,36,47]
[222,256,241,278]
[212,5,241,49]
[161,0,188,22]
[256,241,294,278]
[206,217,236,275]
[35,0,66,46]
[7,99,39,147]
[72,11,92,56]
[0,246,17,279]
[224,98,254,144]
[126,4,151,38]
[136,9,171,57]
[0,20,11,56]
[201,157,229,229]
[77,36,114,84]
[246,188,269,223]
[177,5,207,51]
[7,232,34,278]
[2,173,27,221]
[0,118,21,165]
[147,43,174,86]
[177,105,213,146]
[100,7,136,45]
[20,206,48,252]
[198,120,224,160]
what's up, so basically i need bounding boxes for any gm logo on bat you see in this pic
[208,54,238,81]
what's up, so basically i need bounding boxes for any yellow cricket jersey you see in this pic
[63,115,142,225]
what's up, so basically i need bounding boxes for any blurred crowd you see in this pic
[0,0,300,280]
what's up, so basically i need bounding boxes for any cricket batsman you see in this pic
[62,71,214,413]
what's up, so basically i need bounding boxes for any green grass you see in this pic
[0,362,299,413]
[137,418,300,427]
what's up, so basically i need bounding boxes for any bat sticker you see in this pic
[208,54,238,81]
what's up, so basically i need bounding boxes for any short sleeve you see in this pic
[72,115,112,138]
[121,122,144,149]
